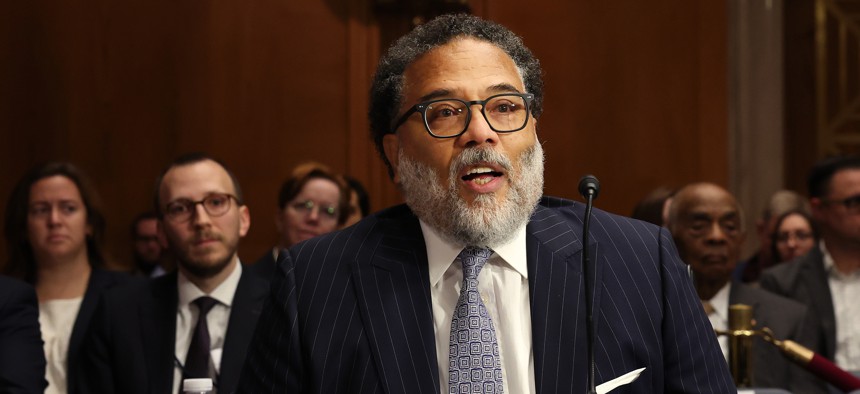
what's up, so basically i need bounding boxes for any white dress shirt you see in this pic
[821,241,860,370]
[703,282,731,361]
[420,220,535,394]
[173,261,242,394]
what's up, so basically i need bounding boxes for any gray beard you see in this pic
[398,142,544,247]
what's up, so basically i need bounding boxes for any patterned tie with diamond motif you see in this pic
[449,246,503,393]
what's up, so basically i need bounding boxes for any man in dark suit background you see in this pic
[82,154,268,394]
[0,276,47,394]
[239,14,733,393]
[761,155,860,371]
[668,182,825,392]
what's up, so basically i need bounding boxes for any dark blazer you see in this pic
[81,267,269,394]
[759,247,835,360]
[249,249,278,279]
[238,197,735,393]
[67,268,132,394]
[729,282,826,392]
[0,276,47,394]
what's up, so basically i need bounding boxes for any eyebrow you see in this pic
[486,83,522,94]
[415,83,523,103]
[417,89,452,103]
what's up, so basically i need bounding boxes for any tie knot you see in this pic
[458,246,493,280]
[193,296,218,316]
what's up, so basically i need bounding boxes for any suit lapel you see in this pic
[67,269,111,392]
[219,270,268,393]
[141,273,178,393]
[802,251,837,357]
[351,210,439,394]
[527,203,599,391]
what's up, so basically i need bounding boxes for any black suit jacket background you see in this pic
[81,268,269,394]
[0,276,47,394]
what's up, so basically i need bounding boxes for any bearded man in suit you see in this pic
[239,14,733,393]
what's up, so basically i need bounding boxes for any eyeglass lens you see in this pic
[292,200,338,220]
[424,94,529,137]
[165,194,233,222]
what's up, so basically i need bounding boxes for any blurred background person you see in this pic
[3,162,130,394]
[342,175,370,228]
[129,211,170,277]
[667,182,824,392]
[251,162,348,277]
[737,190,810,283]
[771,209,818,264]
[0,276,48,393]
[630,186,675,226]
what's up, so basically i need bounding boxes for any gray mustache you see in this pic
[450,147,513,176]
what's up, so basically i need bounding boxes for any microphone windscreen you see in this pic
[578,175,600,200]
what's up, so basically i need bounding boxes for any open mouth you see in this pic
[461,166,504,185]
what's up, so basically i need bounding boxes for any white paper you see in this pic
[596,367,646,394]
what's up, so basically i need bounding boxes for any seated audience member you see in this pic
[771,209,818,264]
[238,14,733,393]
[738,190,810,283]
[3,162,130,394]
[342,175,370,228]
[630,186,675,226]
[0,276,48,393]
[130,211,169,277]
[81,153,268,394]
[251,163,348,277]
[668,182,825,392]
[761,155,860,371]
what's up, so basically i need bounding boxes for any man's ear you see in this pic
[238,205,251,238]
[383,134,401,184]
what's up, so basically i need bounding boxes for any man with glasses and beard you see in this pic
[762,155,860,372]
[239,14,732,393]
[81,154,269,394]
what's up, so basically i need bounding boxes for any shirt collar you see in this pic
[705,281,731,321]
[177,260,243,308]
[821,240,836,274]
[421,220,529,287]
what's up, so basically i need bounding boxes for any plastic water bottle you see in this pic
[182,378,213,394]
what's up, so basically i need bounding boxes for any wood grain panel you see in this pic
[486,1,728,216]
[1,0,728,271]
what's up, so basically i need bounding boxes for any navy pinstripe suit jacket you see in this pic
[238,196,734,393]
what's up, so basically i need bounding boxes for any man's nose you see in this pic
[458,106,498,149]
[704,222,728,244]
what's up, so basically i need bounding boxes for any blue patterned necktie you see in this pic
[449,246,503,393]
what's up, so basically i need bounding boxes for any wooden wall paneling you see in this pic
[486,1,728,216]
[2,1,731,272]
[784,0,817,194]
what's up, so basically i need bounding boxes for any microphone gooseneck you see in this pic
[578,174,600,394]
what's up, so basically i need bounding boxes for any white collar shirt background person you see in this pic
[421,220,535,394]
[821,241,860,370]
[702,282,731,360]
[173,261,243,393]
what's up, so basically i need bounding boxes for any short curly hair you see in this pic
[369,13,544,178]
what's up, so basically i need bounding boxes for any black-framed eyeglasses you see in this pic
[390,92,535,138]
[822,194,860,213]
[163,193,239,223]
[289,200,339,222]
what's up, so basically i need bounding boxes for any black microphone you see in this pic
[578,175,600,201]
[578,175,600,394]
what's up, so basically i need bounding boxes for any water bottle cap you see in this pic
[183,378,213,391]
